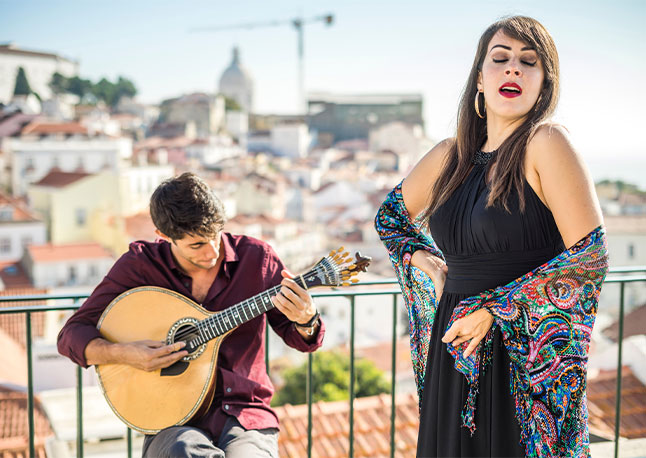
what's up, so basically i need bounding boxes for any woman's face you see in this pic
[478,30,545,122]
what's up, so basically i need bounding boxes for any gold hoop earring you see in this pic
[474,91,485,119]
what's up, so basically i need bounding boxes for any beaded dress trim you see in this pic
[472,150,496,165]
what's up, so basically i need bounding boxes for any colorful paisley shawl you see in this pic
[374,181,609,458]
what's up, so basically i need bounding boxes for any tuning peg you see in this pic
[352,278,359,283]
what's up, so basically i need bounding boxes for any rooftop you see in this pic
[21,120,87,136]
[587,366,646,440]
[31,170,92,188]
[0,193,41,223]
[27,242,112,263]
[308,92,423,105]
[0,286,48,350]
[0,43,76,63]
[0,385,54,458]
[274,393,418,457]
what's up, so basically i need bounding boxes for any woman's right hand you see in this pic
[411,250,448,301]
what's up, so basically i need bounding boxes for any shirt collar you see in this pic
[219,232,239,264]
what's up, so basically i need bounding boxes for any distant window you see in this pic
[21,236,32,248]
[0,207,13,221]
[628,244,635,259]
[69,266,77,285]
[76,208,86,226]
[0,238,11,254]
[89,264,98,278]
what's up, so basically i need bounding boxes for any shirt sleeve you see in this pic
[263,246,325,352]
[56,248,144,368]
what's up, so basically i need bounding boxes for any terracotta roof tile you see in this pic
[587,366,646,439]
[0,287,47,349]
[27,242,112,263]
[0,262,34,290]
[0,385,54,458]
[0,192,41,223]
[21,120,87,136]
[31,169,92,188]
[275,393,418,457]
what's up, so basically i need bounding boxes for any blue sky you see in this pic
[2,0,645,185]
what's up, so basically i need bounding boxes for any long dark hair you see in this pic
[423,16,560,223]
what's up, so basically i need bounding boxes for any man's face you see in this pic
[159,231,222,271]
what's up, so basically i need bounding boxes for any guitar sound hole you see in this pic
[167,318,206,362]
[172,323,200,351]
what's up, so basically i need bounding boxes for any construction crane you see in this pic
[190,13,334,113]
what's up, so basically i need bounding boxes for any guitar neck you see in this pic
[189,276,307,347]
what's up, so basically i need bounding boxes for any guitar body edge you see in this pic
[96,286,225,434]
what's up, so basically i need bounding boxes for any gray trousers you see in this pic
[142,416,279,458]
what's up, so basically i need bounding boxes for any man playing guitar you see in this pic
[57,172,324,457]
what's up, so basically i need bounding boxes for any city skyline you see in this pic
[2,0,645,186]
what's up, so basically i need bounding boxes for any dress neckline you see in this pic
[473,150,496,165]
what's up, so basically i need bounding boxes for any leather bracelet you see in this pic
[295,310,320,328]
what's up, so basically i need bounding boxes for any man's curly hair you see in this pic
[150,172,226,240]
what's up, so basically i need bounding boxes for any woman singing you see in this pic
[375,16,608,457]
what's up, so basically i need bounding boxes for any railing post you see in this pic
[307,352,313,458]
[26,312,35,458]
[76,364,84,457]
[349,295,356,457]
[614,282,625,458]
[390,294,397,458]
[75,299,84,457]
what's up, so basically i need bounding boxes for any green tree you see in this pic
[49,72,68,95]
[13,67,32,96]
[272,350,391,406]
[92,77,116,106]
[114,76,137,103]
[67,76,93,99]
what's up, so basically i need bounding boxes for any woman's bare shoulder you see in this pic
[401,137,455,220]
[526,123,603,246]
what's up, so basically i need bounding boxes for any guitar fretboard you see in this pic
[186,277,307,350]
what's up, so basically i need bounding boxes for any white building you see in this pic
[159,93,225,139]
[0,192,46,261]
[270,123,311,159]
[218,47,254,113]
[21,242,114,289]
[234,173,287,220]
[368,121,433,173]
[599,215,646,314]
[0,43,78,104]
[185,135,245,166]
[4,121,132,196]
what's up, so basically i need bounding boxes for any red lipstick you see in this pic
[499,82,522,98]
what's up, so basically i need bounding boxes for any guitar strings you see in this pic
[168,256,347,346]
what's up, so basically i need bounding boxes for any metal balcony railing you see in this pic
[1,266,645,458]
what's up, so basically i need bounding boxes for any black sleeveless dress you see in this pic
[416,153,564,457]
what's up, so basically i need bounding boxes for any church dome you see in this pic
[218,47,254,113]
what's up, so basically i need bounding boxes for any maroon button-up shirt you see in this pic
[57,232,325,438]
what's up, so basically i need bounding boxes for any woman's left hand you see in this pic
[441,309,494,358]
